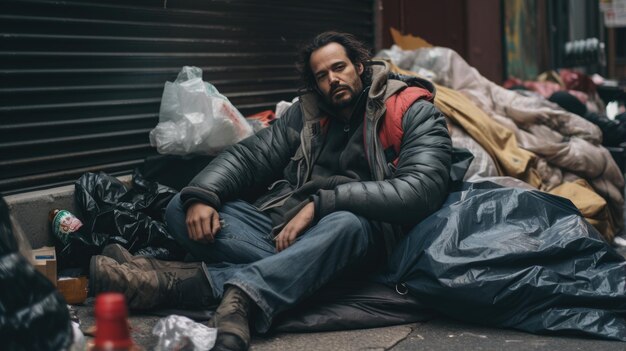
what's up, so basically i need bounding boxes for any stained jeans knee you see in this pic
[164,193,217,262]
[165,195,275,264]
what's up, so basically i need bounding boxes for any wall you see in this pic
[0,0,374,194]
[380,0,503,83]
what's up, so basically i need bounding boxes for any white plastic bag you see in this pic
[152,315,217,351]
[150,66,253,155]
[274,96,299,119]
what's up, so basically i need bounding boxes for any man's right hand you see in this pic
[186,203,221,243]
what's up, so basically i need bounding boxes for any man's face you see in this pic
[310,42,364,110]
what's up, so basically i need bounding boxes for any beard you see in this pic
[325,84,357,109]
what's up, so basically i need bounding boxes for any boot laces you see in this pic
[161,271,182,300]
[221,291,249,318]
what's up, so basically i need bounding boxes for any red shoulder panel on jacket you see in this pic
[379,87,433,165]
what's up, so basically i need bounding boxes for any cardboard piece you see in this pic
[390,27,433,50]
[57,276,89,304]
[32,246,57,286]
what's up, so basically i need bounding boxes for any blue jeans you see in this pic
[165,193,382,332]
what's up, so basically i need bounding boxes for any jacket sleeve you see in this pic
[180,103,303,210]
[316,100,452,225]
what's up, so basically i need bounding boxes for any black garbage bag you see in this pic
[271,280,436,333]
[57,170,185,271]
[151,279,437,333]
[0,197,73,350]
[376,181,626,341]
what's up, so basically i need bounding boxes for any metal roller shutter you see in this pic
[0,0,374,194]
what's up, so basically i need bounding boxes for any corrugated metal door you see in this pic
[0,0,374,194]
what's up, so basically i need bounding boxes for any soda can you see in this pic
[50,209,84,245]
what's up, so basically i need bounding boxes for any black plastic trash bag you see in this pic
[57,171,184,271]
[0,197,72,350]
[377,181,626,341]
[271,280,436,333]
[150,279,436,333]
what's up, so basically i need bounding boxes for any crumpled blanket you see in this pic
[377,46,624,240]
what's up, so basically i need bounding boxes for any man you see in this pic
[90,31,451,351]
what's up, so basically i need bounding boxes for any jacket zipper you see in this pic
[258,128,311,212]
[301,122,312,184]
[368,107,388,180]
[257,191,295,212]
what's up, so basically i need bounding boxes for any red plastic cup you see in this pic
[94,293,133,350]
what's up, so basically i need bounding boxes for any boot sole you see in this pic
[213,333,248,351]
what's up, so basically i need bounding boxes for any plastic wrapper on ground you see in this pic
[153,315,217,351]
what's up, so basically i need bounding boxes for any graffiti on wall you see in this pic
[504,0,539,80]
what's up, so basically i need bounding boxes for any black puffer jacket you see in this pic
[181,61,452,256]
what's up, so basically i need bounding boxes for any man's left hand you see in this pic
[275,202,315,252]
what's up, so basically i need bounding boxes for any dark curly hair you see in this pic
[297,31,373,92]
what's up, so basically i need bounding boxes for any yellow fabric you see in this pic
[386,61,614,240]
[549,179,605,218]
[390,27,433,50]
[388,62,542,187]
[435,87,543,188]
[548,180,616,240]
[537,70,565,87]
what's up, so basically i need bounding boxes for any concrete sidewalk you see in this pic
[74,302,624,350]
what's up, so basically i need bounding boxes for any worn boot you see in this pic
[102,243,196,271]
[89,255,217,310]
[211,286,253,351]
[101,243,135,264]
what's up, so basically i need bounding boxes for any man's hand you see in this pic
[186,203,221,243]
[275,202,315,252]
